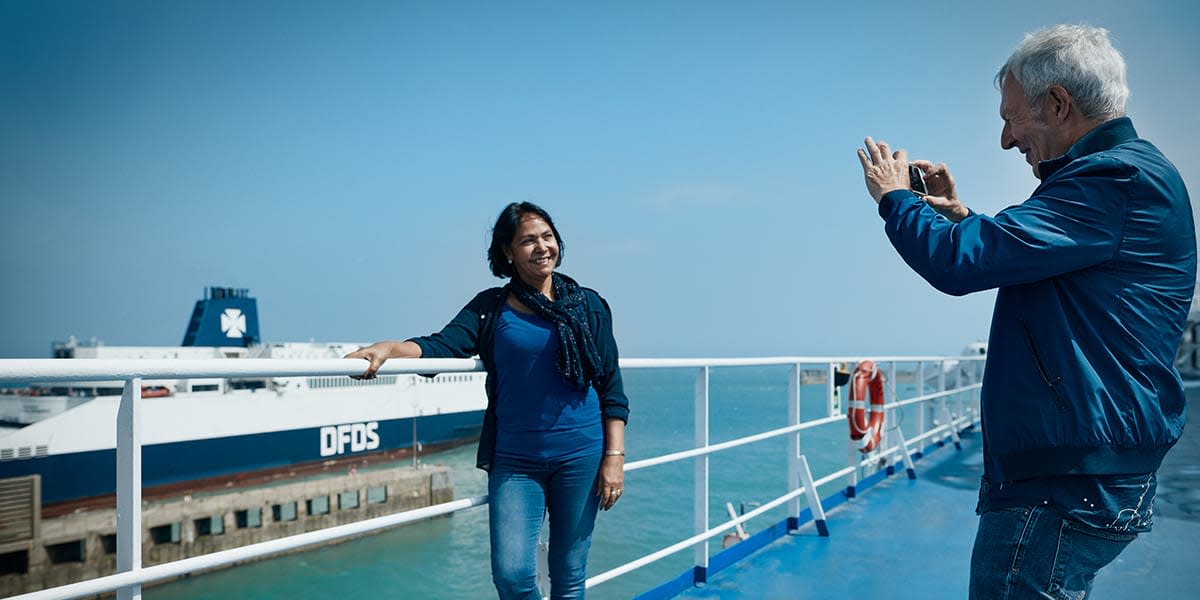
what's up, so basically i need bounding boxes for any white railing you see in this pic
[0,355,984,600]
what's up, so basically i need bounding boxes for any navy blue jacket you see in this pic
[409,285,629,471]
[879,117,1196,483]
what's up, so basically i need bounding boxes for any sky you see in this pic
[2,0,1198,360]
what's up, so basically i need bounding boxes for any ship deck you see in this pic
[676,386,1200,599]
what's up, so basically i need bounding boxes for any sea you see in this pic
[145,365,938,599]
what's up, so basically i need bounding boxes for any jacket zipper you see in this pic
[1018,319,1068,412]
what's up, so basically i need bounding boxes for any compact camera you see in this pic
[909,165,927,195]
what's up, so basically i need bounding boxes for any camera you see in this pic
[909,165,927,195]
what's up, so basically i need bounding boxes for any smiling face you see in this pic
[999,76,1066,179]
[505,213,560,289]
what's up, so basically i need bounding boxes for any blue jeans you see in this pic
[969,506,1137,599]
[488,452,602,600]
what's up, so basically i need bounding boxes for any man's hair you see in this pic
[995,24,1128,122]
[487,202,565,278]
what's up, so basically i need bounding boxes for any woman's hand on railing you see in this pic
[344,341,422,379]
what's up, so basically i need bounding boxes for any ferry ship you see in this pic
[0,287,487,506]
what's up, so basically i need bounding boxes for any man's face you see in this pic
[999,76,1065,179]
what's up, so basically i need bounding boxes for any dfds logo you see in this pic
[319,422,380,457]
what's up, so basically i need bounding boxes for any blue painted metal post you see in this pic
[693,366,709,585]
[117,378,143,600]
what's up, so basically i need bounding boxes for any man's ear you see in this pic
[1045,84,1073,124]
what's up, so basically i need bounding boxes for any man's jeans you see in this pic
[488,452,602,600]
[969,506,1137,599]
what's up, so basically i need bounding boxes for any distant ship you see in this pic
[0,287,487,506]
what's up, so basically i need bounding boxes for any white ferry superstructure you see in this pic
[0,287,487,506]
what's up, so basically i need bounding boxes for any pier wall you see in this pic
[0,465,452,596]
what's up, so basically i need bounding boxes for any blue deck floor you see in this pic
[678,388,1200,600]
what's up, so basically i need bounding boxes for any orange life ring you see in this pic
[847,360,886,453]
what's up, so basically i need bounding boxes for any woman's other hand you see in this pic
[597,454,625,511]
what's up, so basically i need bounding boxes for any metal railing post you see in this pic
[116,378,143,600]
[916,361,926,457]
[787,363,801,523]
[693,366,710,583]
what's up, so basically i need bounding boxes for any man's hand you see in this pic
[911,160,970,223]
[857,137,912,203]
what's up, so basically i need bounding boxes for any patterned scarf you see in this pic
[507,272,602,391]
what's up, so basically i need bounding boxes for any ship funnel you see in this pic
[181,286,261,347]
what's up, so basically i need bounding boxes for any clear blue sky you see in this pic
[2,1,1198,359]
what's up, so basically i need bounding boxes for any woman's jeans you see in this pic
[969,506,1137,599]
[488,452,602,600]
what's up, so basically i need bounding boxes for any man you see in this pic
[856,25,1195,599]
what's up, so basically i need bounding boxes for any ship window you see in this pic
[339,491,359,510]
[191,384,219,393]
[307,496,330,516]
[230,380,266,391]
[97,387,123,396]
[0,549,28,575]
[273,502,297,522]
[195,515,224,536]
[101,534,117,554]
[236,508,262,528]
[366,485,387,504]
[150,523,181,544]
[46,540,85,564]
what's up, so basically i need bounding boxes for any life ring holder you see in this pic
[847,360,886,453]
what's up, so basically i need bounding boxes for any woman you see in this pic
[347,202,629,600]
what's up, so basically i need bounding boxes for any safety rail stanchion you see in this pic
[787,363,802,526]
[693,366,710,583]
[893,426,917,479]
[937,359,962,451]
[916,361,927,458]
[796,455,828,536]
[116,378,143,600]
[885,361,898,475]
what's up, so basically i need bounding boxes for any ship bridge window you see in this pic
[339,491,359,510]
[195,515,225,536]
[45,540,84,564]
[273,502,297,522]
[236,508,262,529]
[96,387,123,396]
[190,384,219,393]
[0,550,28,575]
[307,496,330,516]
[150,523,181,545]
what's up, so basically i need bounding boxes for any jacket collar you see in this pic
[1038,117,1137,179]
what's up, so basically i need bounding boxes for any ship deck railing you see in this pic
[0,354,985,600]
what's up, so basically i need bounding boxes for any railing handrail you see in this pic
[0,354,986,600]
[0,355,985,384]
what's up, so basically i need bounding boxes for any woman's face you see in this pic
[506,214,559,285]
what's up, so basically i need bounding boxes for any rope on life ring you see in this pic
[847,360,886,453]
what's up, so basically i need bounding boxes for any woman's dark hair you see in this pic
[488,202,565,278]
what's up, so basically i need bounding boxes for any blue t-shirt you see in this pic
[492,303,603,461]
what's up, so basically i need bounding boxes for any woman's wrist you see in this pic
[603,449,624,456]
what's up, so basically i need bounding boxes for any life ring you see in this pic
[847,360,885,453]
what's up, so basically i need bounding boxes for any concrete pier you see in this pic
[0,462,452,596]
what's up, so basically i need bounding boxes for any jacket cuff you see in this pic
[878,189,917,219]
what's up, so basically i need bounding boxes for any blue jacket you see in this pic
[879,117,1196,483]
[409,285,629,471]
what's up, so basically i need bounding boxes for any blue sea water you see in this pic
[146,366,934,599]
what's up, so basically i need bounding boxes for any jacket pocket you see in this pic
[1018,319,1068,413]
